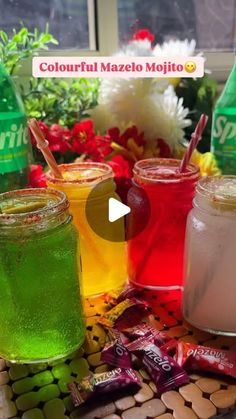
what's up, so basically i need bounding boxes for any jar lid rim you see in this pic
[197,176,236,206]
[133,158,199,183]
[46,162,113,186]
[0,188,69,226]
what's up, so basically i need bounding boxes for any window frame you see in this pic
[18,0,233,82]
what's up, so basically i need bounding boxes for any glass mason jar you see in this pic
[127,158,199,290]
[46,163,126,297]
[183,176,236,336]
[0,188,85,363]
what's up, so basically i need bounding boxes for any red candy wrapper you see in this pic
[127,335,189,394]
[124,323,176,351]
[98,298,151,331]
[175,342,236,379]
[68,368,141,406]
[101,329,132,369]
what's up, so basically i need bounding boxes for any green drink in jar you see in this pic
[0,188,85,363]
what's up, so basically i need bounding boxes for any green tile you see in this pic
[58,377,74,394]
[13,377,33,395]
[51,363,71,380]
[43,398,65,419]
[22,408,45,419]
[9,364,29,381]
[63,395,74,413]
[33,371,54,388]
[69,358,89,378]
[38,384,60,402]
[16,392,39,411]
[28,364,48,374]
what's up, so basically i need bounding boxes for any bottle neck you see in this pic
[0,188,70,237]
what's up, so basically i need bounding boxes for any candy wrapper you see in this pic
[116,284,143,303]
[68,368,141,406]
[101,329,132,368]
[175,342,236,379]
[98,298,151,331]
[104,284,142,306]
[127,335,189,394]
[124,323,176,351]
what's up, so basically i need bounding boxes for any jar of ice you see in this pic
[183,176,236,335]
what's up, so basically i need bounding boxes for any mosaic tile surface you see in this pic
[1,290,236,419]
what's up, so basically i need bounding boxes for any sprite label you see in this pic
[211,110,236,174]
[0,113,28,174]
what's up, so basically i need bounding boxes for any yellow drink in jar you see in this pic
[46,163,126,296]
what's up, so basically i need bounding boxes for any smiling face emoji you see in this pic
[184,61,196,73]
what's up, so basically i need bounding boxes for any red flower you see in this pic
[85,135,112,161]
[71,119,96,155]
[108,155,133,204]
[108,155,133,178]
[28,165,47,188]
[30,121,49,147]
[132,29,155,43]
[30,121,71,155]
[108,125,144,148]
[47,124,71,154]
[71,119,94,137]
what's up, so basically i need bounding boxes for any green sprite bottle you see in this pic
[211,49,236,174]
[0,63,30,192]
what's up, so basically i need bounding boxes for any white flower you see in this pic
[91,81,191,149]
[153,39,196,57]
[117,40,152,57]
[91,37,196,147]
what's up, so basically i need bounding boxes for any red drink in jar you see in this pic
[127,158,199,289]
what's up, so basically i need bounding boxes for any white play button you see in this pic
[108,197,131,223]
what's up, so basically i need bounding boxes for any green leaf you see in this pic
[0,25,59,76]
[0,31,8,44]
[12,34,22,43]
[18,28,28,37]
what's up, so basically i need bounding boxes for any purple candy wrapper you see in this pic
[101,329,132,369]
[68,368,141,406]
[124,323,176,351]
[116,284,142,303]
[127,335,189,394]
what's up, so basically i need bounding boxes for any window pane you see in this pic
[0,0,91,49]
[118,0,236,51]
